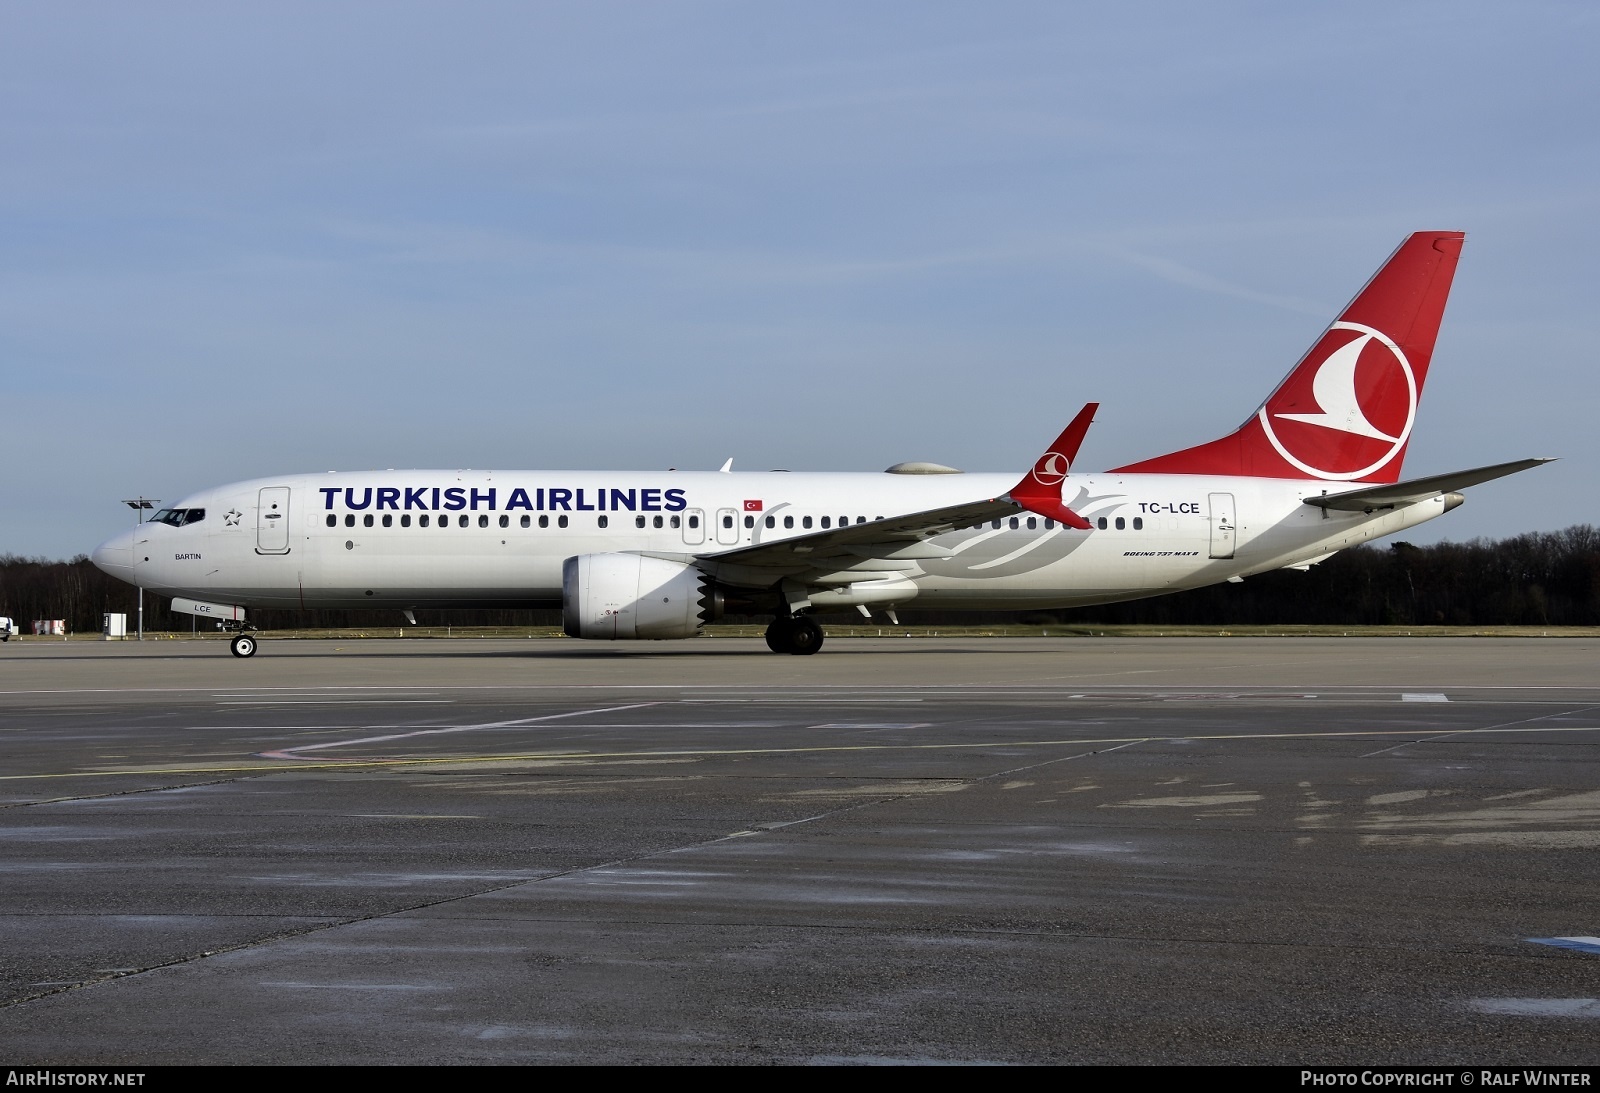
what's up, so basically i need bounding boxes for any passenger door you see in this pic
[1208,492,1236,560]
[257,487,291,554]
[715,507,739,546]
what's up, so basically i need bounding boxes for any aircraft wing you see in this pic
[683,495,1026,588]
[1302,458,1554,512]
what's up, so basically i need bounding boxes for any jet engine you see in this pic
[562,553,723,639]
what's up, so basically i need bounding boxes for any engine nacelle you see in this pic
[562,553,722,640]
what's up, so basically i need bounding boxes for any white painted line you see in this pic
[1401,693,1449,702]
[218,700,455,706]
[258,702,662,761]
[213,692,440,698]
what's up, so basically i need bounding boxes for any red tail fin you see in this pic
[1010,403,1097,529]
[1112,231,1464,483]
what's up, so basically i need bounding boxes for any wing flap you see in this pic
[692,496,1022,587]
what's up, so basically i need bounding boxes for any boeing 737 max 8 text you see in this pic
[91,231,1551,657]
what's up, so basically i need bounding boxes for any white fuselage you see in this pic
[91,469,1451,614]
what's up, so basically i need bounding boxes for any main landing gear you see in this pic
[765,615,824,656]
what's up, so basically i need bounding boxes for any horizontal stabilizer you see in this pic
[1303,458,1554,511]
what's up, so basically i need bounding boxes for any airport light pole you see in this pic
[121,498,158,641]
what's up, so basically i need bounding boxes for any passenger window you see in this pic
[326,514,336,528]
[520,515,530,528]
[598,515,609,528]
[653,515,664,528]
[744,515,755,529]
[1009,518,1019,530]
[557,515,569,528]
[1115,517,1126,530]
[364,514,374,528]
[458,515,468,528]
[539,515,549,528]
[1132,517,1143,530]
[1026,517,1037,530]
[783,516,794,529]
[637,516,647,528]
[401,514,411,527]
[991,520,1001,529]
[345,514,355,528]
[821,516,831,529]
[856,516,866,524]
[1045,519,1055,530]
[670,515,680,528]
[1097,517,1107,530]
[764,516,775,528]
[420,514,430,527]
[499,515,509,528]
[478,515,488,528]
[802,516,812,529]
[381,514,392,528]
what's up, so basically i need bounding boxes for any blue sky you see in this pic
[5,2,1596,557]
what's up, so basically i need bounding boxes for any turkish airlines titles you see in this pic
[319,486,690,514]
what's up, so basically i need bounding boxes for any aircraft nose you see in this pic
[91,529,135,577]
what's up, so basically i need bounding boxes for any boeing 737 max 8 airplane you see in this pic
[91,231,1551,657]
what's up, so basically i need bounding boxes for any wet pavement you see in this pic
[2,636,1598,1064]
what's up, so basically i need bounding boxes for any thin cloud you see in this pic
[1100,246,1330,316]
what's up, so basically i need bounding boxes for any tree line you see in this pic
[4,524,1599,633]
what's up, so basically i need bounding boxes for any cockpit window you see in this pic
[150,508,205,527]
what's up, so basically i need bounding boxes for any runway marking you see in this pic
[1401,693,1449,702]
[1527,937,1600,955]
[1359,704,1600,758]
[217,700,456,706]
[257,702,663,760]
[213,692,442,698]
[6,723,1600,783]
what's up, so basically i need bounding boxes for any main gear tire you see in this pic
[764,617,824,656]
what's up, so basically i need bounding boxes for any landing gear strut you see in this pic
[764,615,824,655]
[229,634,258,658]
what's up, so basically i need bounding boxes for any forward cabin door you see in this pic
[682,508,706,546]
[1208,492,1236,560]
[257,487,292,554]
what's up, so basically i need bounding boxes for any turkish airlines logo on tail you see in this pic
[1257,321,1417,480]
[1030,452,1070,487]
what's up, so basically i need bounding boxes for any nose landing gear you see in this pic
[229,633,258,658]
[764,615,824,655]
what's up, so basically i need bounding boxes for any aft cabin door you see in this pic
[1208,492,1236,560]
[257,487,291,554]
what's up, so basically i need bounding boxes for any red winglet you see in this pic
[1008,403,1097,530]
